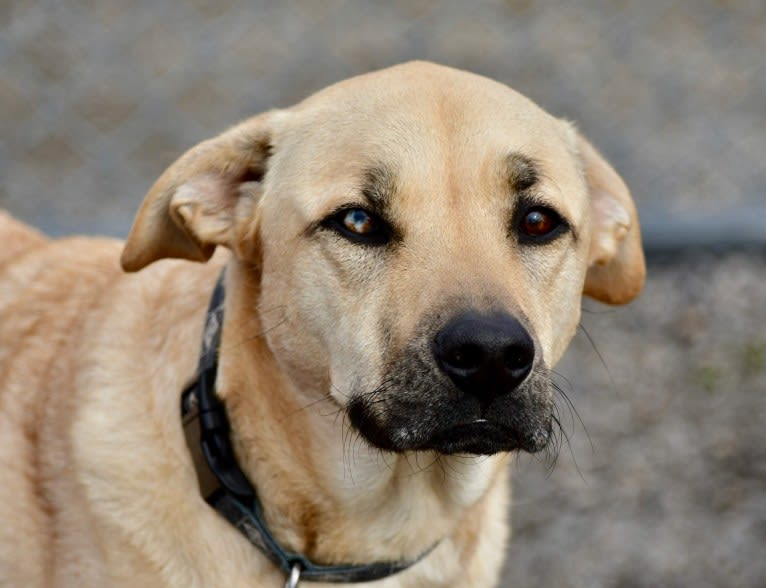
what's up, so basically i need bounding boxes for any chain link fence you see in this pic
[2,1,765,587]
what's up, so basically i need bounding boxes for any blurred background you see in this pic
[2,1,764,586]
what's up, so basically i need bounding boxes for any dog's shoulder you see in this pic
[0,210,47,269]
[0,214,124,370]
[0,213,126,460]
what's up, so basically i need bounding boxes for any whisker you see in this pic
[551,368,575,393]
[552,407,587,483]
[552,381,593,453]
[278,393,337,423]
[226,305,290,350]
[578,322,616,392]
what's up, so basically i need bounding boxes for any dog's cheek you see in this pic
[254,257,336,392]
[325,304,390,406]
[259,250,388,402]
[259,301,331,393]
[519,250,588,367]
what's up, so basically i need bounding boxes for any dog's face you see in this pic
[122,62,644,456]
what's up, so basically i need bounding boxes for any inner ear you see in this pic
[576,133,646,305]
[121,113,277,272]
[169,174,258,259]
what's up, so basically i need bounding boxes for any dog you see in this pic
[0,61,644,587]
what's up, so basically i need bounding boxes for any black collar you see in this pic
[181,271,436,586]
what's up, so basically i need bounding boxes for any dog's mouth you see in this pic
[347,386,553,456]
[345,311,555,456]
[421,419,550,455]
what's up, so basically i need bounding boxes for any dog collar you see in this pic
[181,271,437,586]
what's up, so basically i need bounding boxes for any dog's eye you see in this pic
[323,207,392,246]
[343,209,375,235]
[521,209,556,236]
[517,206,566,243]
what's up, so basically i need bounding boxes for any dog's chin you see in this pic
[348,401,551,456]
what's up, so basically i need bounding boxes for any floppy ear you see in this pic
[579,135,646,305]
[121,112,277,272]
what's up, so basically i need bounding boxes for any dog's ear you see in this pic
[578,135,646,305]
[121,113,277,272]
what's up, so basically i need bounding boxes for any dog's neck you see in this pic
[212,267,509,567]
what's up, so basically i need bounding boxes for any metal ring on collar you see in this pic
[284,562,302,588]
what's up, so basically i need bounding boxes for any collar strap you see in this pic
[181,271,437,584]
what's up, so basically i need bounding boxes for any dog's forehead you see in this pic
[284,62,575,161]
[267,62,584,219]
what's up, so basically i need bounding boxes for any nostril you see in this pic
[504,345,534,373]
[444,344,484,372]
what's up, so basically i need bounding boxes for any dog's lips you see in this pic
[349,394,551,456]
[419,418,549,455]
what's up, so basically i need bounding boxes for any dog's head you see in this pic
[122,62,644,456]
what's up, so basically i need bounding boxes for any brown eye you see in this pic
[521,209,554,236]
[517,206,567,243]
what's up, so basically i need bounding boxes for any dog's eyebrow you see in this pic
[505,153,539,192]
[361,167,396,212]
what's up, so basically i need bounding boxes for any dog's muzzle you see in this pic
[348,311,553,456]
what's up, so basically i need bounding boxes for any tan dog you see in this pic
[0,62,644,587]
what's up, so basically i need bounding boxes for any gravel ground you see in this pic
[2,2,765,586]
[2,1,765,237]
[505,252,766,588]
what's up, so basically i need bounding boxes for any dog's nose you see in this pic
[432,312,535,401]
